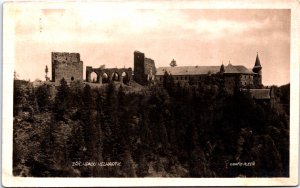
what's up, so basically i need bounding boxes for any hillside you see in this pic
[13,79,290,177]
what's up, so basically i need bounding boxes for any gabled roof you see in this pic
[156,64,253,76]
[225,64,253,74]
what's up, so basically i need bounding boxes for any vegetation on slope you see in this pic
[13,78,289,177]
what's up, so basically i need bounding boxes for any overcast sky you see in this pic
[13,5,290,86]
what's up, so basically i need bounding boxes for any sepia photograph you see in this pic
[2,0,299,186]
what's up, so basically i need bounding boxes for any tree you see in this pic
[45,65,49,81]
[163,71,175,95]
[35,84,51,111]
[14,71,19,80]
[13,81,36,117]
[54,78,70,121]
[101,83,124,164]
[170,59,177,67]
[69,80,84,109]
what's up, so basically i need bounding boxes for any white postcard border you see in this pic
[2,0,299,186]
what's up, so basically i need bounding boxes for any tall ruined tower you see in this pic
[252,53,262,87]
[133,51,156,85]
[52,52,83,85]
[134,51,145,85]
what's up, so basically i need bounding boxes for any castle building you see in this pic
[51,52,83,85]
[155,53,263,90]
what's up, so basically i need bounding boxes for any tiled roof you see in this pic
[156,66,220,76]
[156,64,253,75]
[225,64,253,74]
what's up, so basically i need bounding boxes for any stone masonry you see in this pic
[51,52,83,85]
[86,67,132,84]
[133,51,157,85]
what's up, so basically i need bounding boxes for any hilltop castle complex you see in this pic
[51,51,263,87]
[50,50,269,99]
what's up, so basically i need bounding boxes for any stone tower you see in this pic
[252,53,262,87]
[133,51,156,85]
[51,52,83,85]
[134,51,145,85]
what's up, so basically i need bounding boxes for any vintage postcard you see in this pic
[2,0,299,186]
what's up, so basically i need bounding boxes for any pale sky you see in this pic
[13,5,290,86]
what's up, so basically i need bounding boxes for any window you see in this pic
[71,77,74,81]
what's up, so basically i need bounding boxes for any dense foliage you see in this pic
[13,78,290,177]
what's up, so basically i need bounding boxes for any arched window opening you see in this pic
[102,73,109,83]
[91,72,98,83]
[112,72,119,81]
[121,72,129,84]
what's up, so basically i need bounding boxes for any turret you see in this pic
[220,62,225,74]
[252,52,262,87]
[253,52,262,73]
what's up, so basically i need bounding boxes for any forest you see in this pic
[13,75,290,177]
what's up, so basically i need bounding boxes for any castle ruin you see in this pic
[86,67,132,84]
[50,50,265,96]
[133,51,157,85]
[51,52,83,85]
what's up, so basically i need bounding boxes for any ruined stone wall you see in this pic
[86,66,132,84]
[144,58,156,81]
[133,51,145,85]
[52,52,83,85]
[133,51,156,85]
